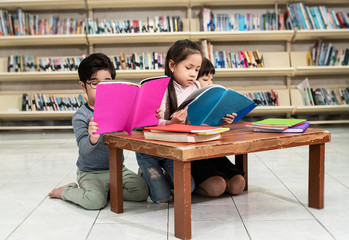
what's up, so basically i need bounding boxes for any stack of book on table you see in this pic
[246,118,309,133]
[143,124,229,143]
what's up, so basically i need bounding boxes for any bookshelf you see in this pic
[0,0,348,130]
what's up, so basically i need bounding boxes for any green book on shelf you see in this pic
[249,118,307,127]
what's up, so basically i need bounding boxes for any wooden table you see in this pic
[103,122,331,240]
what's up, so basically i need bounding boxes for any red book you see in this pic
[143,130,223,143]
[144,124,228,134]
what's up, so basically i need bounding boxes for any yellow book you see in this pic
[244,51,252,68]
[255,50,264,68]
[306,51,312,66]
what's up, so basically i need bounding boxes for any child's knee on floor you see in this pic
[123,175,149,201]
[226,175,245,195]
[81,192,108,210]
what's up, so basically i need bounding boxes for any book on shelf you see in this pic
[0,9,84,36]
[284,3,347,30]
[297,78,315,106]
[309,40,349,66]
[143,124,229,143]
[7,55,85,72]
[246,118,307,130]
[254,121,310,133]
[86,16,183,34]
[177,84,257,126]
[21,93,86,112]
[297,78,349,106]
[112,52,166,71]
[199,8,282,31]
[200,41,264,69]
[93,76,170,135]
[243,90,279,106]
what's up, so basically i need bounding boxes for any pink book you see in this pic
[93,76,170,135]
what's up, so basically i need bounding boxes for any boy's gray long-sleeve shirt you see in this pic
[72,103,110,172]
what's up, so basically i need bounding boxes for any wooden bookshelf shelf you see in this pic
[0,125,73,130]
[248,106,294,116]
[190,0,288,7]
[294,29,349,41]
[0,35,87,47]
[294,66,349,76]
[87,0,190,8]
[294,105,349,114]
[0,111,75,120]
[0,0,85,10]
[115,70,164,79]
[0,72,79,82]
[215,68,294,77]
[87,32,191,44]
[190,31,294,42]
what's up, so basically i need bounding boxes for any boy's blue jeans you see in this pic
[136,152,195,203]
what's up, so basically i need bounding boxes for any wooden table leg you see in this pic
[235,154,248,191]
[109,147,124,213]
[308,143,325,209]
[173,161,192,240]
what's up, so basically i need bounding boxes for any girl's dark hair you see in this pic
[78,53,116,84]
[165,39,202,116]
[197,57,215,79]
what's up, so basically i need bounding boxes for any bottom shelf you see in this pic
[0,125,73,130]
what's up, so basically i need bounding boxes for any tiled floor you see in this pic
[1,125,348,240]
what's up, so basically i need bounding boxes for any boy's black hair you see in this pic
[165,39,202,116]
[78,53,116,84]
[197,57,215,79]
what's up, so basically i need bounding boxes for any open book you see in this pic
[93,76,170,135]
[177,84,257,126]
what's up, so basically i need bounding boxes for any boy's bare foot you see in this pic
[48,183,77,199]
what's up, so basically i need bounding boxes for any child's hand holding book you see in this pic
[168,107,188,125]
[222,113,237,125]
[88,117,100,145]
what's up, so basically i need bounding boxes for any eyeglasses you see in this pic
[86,79,112,89]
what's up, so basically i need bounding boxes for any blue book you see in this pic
[177,84,257,126]
[314,7,326,29]
[239,14,245,31]
[295,3,308,29]
[310,8,320,29]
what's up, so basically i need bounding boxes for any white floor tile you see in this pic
[245,219,333,240]
[1,126,349,239]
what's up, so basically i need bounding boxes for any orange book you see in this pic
[244,51,252,68]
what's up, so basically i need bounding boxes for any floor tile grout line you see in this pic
[5,166,78,239]
[325,172,349,190]
[85,210,102,240]
[256,154,336,240]
[231,195,252,240]
[5,195,51,240]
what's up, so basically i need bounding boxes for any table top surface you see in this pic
[103,122,331,161]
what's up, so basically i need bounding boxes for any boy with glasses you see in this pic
[48,53,148,209]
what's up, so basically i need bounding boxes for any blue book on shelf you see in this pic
[318,43,329,66]
[310,7,321,29]
[177,84,257,126]
[295,3,308,30]
[239,14,245,31]
[314,7,326,29]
